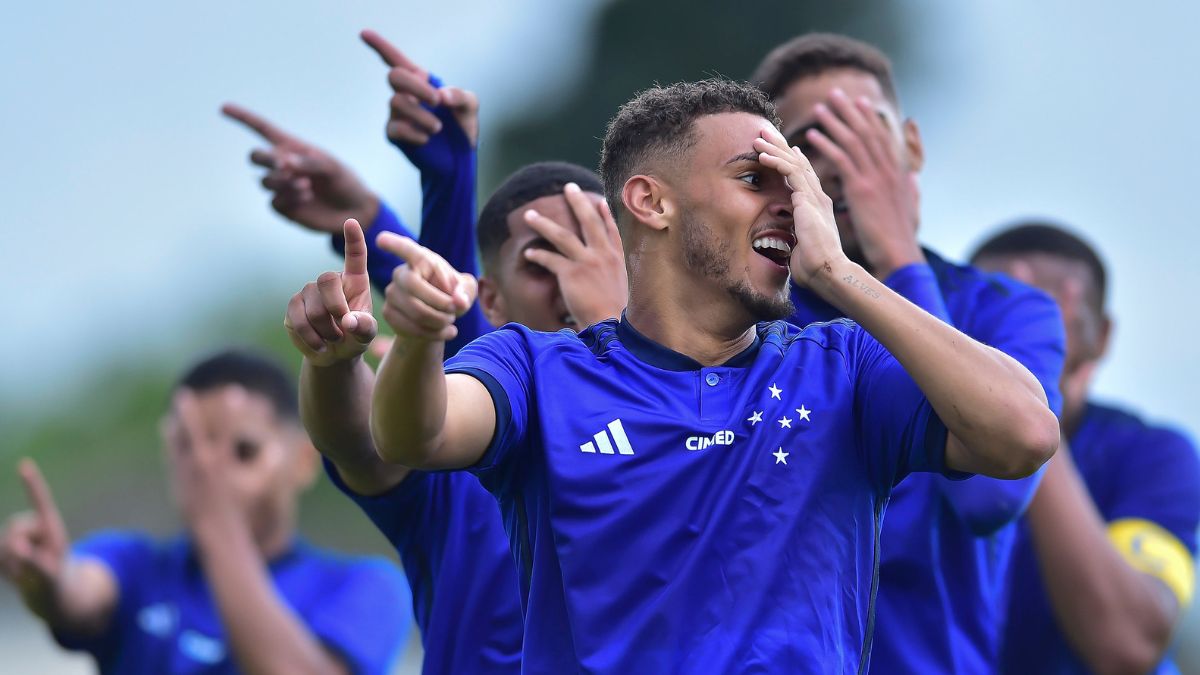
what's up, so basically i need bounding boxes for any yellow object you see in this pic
[1109,518,1195,606]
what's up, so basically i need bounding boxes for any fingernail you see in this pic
[564,182,580,194]
[814,103,828,114]
[524,209,539,220]
[433,121,443,133]
[831,88,846,98]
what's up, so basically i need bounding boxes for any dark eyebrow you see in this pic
[725,151,761,165]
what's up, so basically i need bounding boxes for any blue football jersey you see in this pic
[54,531,411,675]
[442,316,962,672]
[1002,402,1200,674]
[789,252,1065,674]
[323,459,523,674]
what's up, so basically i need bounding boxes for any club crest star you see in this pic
[768,383,782,400]
[796,405,811,422]
[778,416,792,429]
[773,447,789,465]
[747,411,763,425]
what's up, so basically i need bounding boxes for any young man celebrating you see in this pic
[971,223,1200,674]
[752,34,1066,672]
[0,351,411,674]
[285,165,625,673]
[362,78,1058,672]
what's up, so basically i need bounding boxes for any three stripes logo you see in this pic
[579,419,636,456]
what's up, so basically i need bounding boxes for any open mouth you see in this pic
[832,197,849,215]
[752,232,794,269]
[560,313,579,329]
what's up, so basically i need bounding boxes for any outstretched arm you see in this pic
[756,132,1058,478]
[287,219,410,495]
[0,461,117,639]
[361,31,487,356]
[370,235,495,470]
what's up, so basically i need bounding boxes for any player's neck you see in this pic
[625,295,756,367]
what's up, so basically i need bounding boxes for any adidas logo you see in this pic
[579,419,636,455]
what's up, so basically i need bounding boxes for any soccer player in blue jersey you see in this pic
[0,350,410,674]
[284,160,627,673]
[970,223,1200,674]
[751,34,1066,672]
[362,77,1059,672]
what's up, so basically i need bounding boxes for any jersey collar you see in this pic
[616,314,762,371]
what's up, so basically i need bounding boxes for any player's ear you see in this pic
[477,276,507,328]
[1094,313,1114,362]
[290,433,321,490]
[622,175,671,232]
[902,118,924,173]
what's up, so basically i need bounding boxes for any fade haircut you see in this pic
[477,161,603,274]
[599,78,779,222]
[176,349,299,421]
[970,221,1109,313]
[751,33,899,106]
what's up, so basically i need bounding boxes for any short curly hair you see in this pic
[599,78,779,222]
[751,33,898,105]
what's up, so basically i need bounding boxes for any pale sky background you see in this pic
[3,0,1200,671]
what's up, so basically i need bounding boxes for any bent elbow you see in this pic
[1012,406,1059,477]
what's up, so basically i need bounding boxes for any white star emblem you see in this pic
[773,447,789,465]
[747,411,763,425]
[778,416,792,429]
[796,405,811,422]
[768,383,782,399]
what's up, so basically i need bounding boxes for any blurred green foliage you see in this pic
[484,0,914,193]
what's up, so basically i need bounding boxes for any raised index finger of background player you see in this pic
[17,459,66,542]
[360,30,439,105]
[221,103,293,146]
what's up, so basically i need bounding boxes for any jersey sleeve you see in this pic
[444,326,535,476]
[981,280,1066,416]
[1106,427,1200,605]
[846,326,957,492]
[302,558,412,675]
[883,263,952,323]
[52,530,153,653]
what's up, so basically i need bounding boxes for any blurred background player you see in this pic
[971,222,1200,674]
[751,34,1065,673]
[0,350,411,674]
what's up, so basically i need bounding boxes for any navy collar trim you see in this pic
[616,314,762,372]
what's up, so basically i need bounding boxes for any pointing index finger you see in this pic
[221,103,291,145]
[18,459,64,530]
[360,29,419,71]
[342,219,368,277]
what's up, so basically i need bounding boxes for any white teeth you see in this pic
[752,236,792,254]
[563,315,578,326]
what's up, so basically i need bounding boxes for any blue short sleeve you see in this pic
[444,325,535,474]
[848,327,955,490]
[302,558,411,675]
[884,263,952,323]
[977,280,1066,417]
[53,530,154,653]
[1109,427,1200,554]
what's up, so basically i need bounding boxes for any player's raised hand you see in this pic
[522,183,629,327]
[0,460,70,604]
[375,233,477,342]
[286,219,379,367]
[361,29,479,149]
[753,130,846,287]
[803,88,921,277]
[222,103,380,234]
